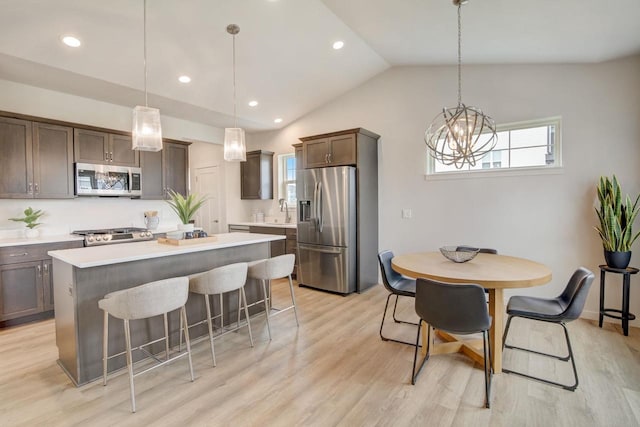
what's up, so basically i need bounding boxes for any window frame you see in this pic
[425,116,563,178]
[277,153,297,205]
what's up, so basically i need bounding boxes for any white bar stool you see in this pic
[184,262,253,366]
[99,276,195,413]
[247,254,299,339]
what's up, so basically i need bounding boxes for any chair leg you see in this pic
[483,330,493,408]
[261,279,272,340]
[181,307,195,382]
[102,310,109,386]
[502,316,579,391]
[204,294,217,367]
[288,274,300,326]
[163,313,170,361]
[392,294,419,326]
[241,287,254,347]
[123,319,136,413]
[380,293,421,347]
[411,320,430,385]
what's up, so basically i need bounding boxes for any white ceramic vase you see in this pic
[177,223,195,232]
[25,228,40,239]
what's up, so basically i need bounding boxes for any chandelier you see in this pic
[223,24,247,162]
[132,0,162,152]
[424,0,496,169]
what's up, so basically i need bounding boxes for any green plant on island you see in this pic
[9,207,45,229]
[595,175,640,252]
[166,189,207,224]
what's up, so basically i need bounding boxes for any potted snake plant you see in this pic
[595,175,640,269]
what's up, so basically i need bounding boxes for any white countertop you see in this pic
[229,222,297,229]
[0,234,84,247]
[48,232,285,268]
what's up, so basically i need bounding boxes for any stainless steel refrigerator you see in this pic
[297,166,357,294]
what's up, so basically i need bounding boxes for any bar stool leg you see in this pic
[237,289,242,329]
[288,274,299,326]
[219,294,224,331]
[204,294,217,367]
[163,313,170,361]
[123,319,136,413]
[241,287,254,347]
[102,310,109,386]
[181,306,195,381]
[178,313,183,352]
[261,279,272,340]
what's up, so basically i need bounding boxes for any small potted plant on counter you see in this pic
[9,207,45,238]
[595,175,640,269]
[166,189,206,232]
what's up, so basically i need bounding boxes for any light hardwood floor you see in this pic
[0,280,638,427]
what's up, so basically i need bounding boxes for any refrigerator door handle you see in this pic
[317,181,324,233]
[298,243,341,254]
[313,182,319,228]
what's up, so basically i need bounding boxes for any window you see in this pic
[278,153,297,204]
[427,117,561,175]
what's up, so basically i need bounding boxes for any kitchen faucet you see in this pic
[279,198,292,223]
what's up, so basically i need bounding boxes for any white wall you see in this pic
[243,55,640,325]
[0,79,225,235]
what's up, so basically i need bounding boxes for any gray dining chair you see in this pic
[377,250,418,347]
[502,267,594,391]
[412,277,493,408]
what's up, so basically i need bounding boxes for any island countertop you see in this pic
[48,232,285,268]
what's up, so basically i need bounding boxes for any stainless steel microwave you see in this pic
[75,162,142,197]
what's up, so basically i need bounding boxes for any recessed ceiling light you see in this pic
[274,118,283,124]
[332,41,344,50]
[178,75,191,83]
[61,35,81,48]
[248,100,259,107]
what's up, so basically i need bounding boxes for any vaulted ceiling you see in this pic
[1,0,638,132]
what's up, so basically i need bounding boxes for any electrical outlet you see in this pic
[402,208,412,219]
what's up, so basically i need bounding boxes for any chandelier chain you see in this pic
[232,33,237,128]
[143,0,148,107]
[457,2,462,107]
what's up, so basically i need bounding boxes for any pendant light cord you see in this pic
[143,0,148,107]
[457,2,462,107]
[232,33,237,128]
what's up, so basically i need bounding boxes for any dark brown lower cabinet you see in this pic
[0,260,43,321]
[0,241,82,327]
[248,225,297,278]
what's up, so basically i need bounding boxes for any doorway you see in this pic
[194,166,221,234]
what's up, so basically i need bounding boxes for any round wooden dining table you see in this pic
[392,252,552,373]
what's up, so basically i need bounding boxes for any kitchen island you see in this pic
[49,232,285,386]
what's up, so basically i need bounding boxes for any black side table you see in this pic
[599,265,638,336]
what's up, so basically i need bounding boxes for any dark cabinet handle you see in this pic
[37,264,42,278]
[44,264,49,275]
[28,182,33,194]
[105,151,109,161]
[34,183,39,194]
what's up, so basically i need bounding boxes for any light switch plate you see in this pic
[402,208,412,219]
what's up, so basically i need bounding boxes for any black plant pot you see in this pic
[604,250,632,269]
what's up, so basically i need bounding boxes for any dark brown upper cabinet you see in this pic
[140,141,189,199]
[241,150,274,200]
[0,117,73,199]
[74,128,139,167]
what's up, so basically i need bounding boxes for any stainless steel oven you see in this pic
[75,162,142,197]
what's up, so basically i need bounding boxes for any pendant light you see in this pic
[132,0,162,152]
[424,0,497,169]
[223,24,247,162]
